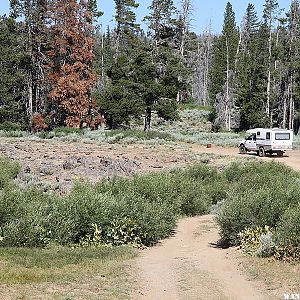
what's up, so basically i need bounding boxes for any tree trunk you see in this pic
[225,36,231,131]
[266,18,273,120]
[144,107,152,131]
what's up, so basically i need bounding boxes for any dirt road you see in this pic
[132,216,268,300]
[131,145,300,300]
[190,144,300,172]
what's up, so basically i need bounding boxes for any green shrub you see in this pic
[48,182,178,246]
[178,182,211,216]
[0,121,22,131]
[53,126,83,136]
[105,129,174,142]
[275,203,300,247]
[0,188,52,247]
[0,157,21,189]
[218,161,300,245]
[0,162,225,248]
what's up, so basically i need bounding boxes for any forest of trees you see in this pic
[1,0,300,133]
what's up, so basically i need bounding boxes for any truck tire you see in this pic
[277,151,284,157]
[258,147,265,157]
[239,144,246,154]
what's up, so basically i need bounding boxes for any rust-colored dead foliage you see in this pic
[47,0,101,128]
[32,113,48,132]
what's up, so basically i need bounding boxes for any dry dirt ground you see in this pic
[1,138,300,191]
[132,215,269,300]
[1,137,300,299]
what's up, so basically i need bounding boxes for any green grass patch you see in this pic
[0,245,135,287]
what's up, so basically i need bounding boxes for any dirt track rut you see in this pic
[133,215,267,300]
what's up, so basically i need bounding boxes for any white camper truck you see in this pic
[239,128,293,157]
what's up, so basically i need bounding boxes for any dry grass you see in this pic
[236,252,300,298]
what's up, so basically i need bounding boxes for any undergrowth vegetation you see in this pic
[218,160,300,261]
[0,156,299,262]
[0,158,226,248]
[1,107,300,150]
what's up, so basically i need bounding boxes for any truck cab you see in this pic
[239,128,293,157]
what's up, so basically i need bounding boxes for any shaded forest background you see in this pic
[1,0,300,133]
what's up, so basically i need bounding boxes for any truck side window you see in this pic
[266,132,270,140]
[257,132,260,136]
[253,134,256,141]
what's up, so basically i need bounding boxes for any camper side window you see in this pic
[266,132,270,140]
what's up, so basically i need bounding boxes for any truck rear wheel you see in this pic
[277,151,284,157]
[258,147,265,157]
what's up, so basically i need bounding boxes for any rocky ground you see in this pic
[0,137,227,193]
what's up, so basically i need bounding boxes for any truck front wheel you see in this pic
[239,144,246,154]
[258,147,265,157]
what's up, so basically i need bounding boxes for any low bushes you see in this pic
[1,155,300,261]
[105,129,175,142]
[218,160,300,261]
[0,157,21,189]
[0,157,225,248]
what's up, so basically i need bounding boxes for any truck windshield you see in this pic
[275,133,290,140]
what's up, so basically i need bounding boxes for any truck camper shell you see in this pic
[239,128,293,157]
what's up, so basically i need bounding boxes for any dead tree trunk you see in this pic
[144,107,152,131]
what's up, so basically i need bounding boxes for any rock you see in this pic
[24,166,31,173]
[39,164,56,175]
[62,157,81,170]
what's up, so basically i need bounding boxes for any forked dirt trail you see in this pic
[132,215,268,300]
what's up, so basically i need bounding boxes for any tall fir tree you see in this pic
[285,0,300,132]
[9,0,48,121]
[235,3,268,129]
[209,2,239,130]
[143,0,182,130]
[96,0,143,128]
[262,0,280,124]
[0,16,29,127]
[47,0,98,128]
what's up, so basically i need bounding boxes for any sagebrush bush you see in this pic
[105,129,175,142]
[238,226,274,257]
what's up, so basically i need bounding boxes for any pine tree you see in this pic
[47,0,98,128]
[114,0,140,58]
[143,0,181,130]
[262,0,280,123]
[235,3,268,129]
[9,0,48,121]
[0,16,29,127]
[284,0,300,131]
[209,2,239,130]
[95,0,143,128]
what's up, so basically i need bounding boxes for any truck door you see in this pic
[245,134,257,151]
